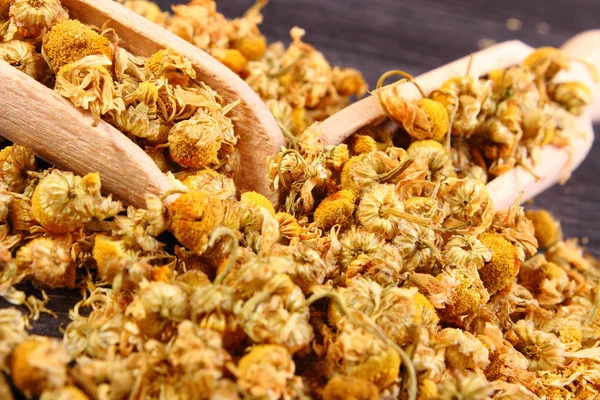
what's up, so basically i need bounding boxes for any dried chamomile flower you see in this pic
[212,48,248,73]
[168,103,236,168]
[122,0,168,24]
[375,286,426,346]
[436,328,490,372]
[519,259,570,306]
[113,81,161,140]
[39,386,90,400]
[326,317,400,389]
[0,308,27,369]
[337,226,384,268]
[10,337,70,398]
[442,177,494,234]
[432,76,492,137]
[479,232,521,294]
[437,373,493,400]
[524,209,562,248]
[322,375,379,400]
[438,269,489,319]
[355,184,404,239]
[43,19,113,73]
[178,168,236,199]
[236,274,314,353]
[325,143,350,171]
[165,0,231,51]
[314,189,355,230]
[126,281,189,338]
[0,40,45,81]
[240,190,276,216]
[522,47,569,80]
[443,235,492,272]
[189,283,244,347]
[341,151,409,196]
[15,237,74,288]
[393,220,439,271]
[168,190,224,254]
[407,140,454,182]
[63,288,123,359]
[548,81,592,116]
[234,35,267,62]
[0,144,37,193]
[353,244,404,286]
[379,79,449,141]
[328,277,383,326]
[512,319,566,371]
[111,193,167,253]
[145,48,196,86]
[403,196,445,225]
[6,0,67,41]
[168,320,230,375]
[92,235,138,282]
[31,170,121,234]
[237,344,304,400]
[349,134,378,155]
[282,244,328,293]
[55,55,126,125]
[275,212,303,239]
[332,66,368,98]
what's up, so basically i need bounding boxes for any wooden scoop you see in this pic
[0,0,284,208]
[319,32,600,210]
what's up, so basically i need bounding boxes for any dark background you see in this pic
[4,0,600,336]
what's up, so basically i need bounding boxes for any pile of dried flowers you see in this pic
[1,0,600,399]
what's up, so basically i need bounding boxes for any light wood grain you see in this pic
[0,61,172,208]
[62,0,285,202]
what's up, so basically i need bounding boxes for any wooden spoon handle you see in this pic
[0,61,172,208]
[62,0,284,201]
[560,30,600,123]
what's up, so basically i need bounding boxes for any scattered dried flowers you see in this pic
[1,0,600,399]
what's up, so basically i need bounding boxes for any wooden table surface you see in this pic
[5,0,600,337]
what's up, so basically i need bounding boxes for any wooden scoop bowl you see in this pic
[318,32,600,210]
[0,0,284,208]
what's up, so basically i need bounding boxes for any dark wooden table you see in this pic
[5,0,600,337]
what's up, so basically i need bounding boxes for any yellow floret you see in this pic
[238,344,288,374]
[442,272,487,318]
[290,107,307,134]
[212,48,248,74]
[313,190,355,230]
[234,35,267,61]
[348,348,401,389]
[168,119,223,168]
[417,379,439,400]
[479,232,520,294]
[168,191,224,254]
[43,19,114,73]
[93,235,126,268]
[322,375,379,400]
[522,47,567,79]
[240,191,276,216]
[407,139,446,153]
[416,98,449,140]
[525,209,562,248]
[349,134,377,155]
[413,292,439,328]
[540,262,565,281]
[340,154,367,195]
[558,326,583,344]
